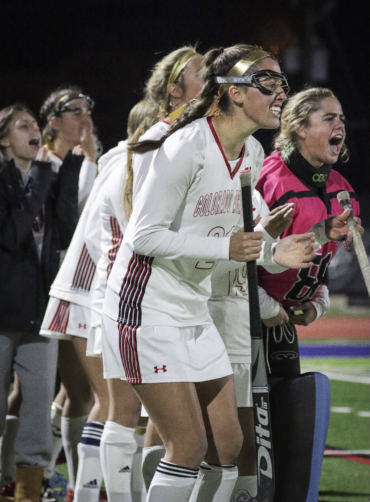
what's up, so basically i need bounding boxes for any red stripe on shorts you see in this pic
[118,324,142,384]
[48,300,70,333]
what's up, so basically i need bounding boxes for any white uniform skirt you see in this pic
[40,296,91,340]
[101,313,232,384]
[86,325,103,357]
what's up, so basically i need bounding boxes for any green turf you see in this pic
[55,463,68,479]
[54,356,369,502]
[302,357,370,376]
[319,458,370,502]
[301,357,370,502]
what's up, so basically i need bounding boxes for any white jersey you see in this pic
[90,121,170,330]
[103,116,269,327]
[48,151,98,215]
[132,120,170,203]
[46,141,128,309]
[89,167,128,329]
[209,190,280,363]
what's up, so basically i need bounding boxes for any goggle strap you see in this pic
[218,49,269,98]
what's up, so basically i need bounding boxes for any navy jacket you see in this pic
[0,152,82,333]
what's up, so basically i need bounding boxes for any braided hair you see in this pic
[131,44,274,154]
[123,100,160,219]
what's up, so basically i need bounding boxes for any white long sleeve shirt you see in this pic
[103,117,278,327]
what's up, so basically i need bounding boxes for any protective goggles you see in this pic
[47,93,95,121]
[215,70,290,96]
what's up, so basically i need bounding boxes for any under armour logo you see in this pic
[78,323,87,329]
[154,365,167,373]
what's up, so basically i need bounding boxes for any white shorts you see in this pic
[101,313,232,384]
[40,297,91,340]
[231,362,252,408]
[86,325,103,357]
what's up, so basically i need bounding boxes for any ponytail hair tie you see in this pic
[218,47,224,56]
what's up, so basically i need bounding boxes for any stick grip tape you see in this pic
[337,191,370,297]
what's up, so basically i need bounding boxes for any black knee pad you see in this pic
[270,372,330,502]
[263,322,301,378]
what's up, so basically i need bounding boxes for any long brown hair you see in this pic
[131,44,274,154]
[0,103,37,167]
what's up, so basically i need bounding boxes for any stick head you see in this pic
[240,168,252,187]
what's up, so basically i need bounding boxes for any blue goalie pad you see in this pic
[269,372,330,502]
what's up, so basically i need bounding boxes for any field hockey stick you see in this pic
[337,191,370,297]
[240,169,274,502]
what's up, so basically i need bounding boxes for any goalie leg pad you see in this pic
[263,322,301,378]
[270,372,330,502]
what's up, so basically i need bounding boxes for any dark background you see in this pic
[0,0,369,203]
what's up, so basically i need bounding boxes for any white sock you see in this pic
[74,422,104,502]
[44,402,64,480]
[61,415,88,491]
[147,459,198,502]
[0,416,19,485]
[230,475,257,501]
[100,420,137,502]
[190,462,238,502]
[141,445,165,491]
[131,428,146,502]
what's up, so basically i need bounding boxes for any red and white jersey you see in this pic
[103,116,266,327]
[90,121,170,329]
[47,150,98,215]
[256,151,360,308]
[209,190,280,362]
[90,167,127,328]
[133,120,170,203]
[46,141,128,309]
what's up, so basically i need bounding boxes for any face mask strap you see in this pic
[217,49,270,99]
[47,93,94,121]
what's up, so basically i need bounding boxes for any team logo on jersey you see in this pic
[312,173,328,182]
[193,190,242,217]
[154,365,167,373]
[78,323,87,329]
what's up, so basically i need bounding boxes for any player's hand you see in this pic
[259,203,294,239]
[348,216,364,244]
[274,232,316,269]
[80,124,97,162]
[287,302,317,326]
[325,209,364,243]
[262,305,289,327]
[229,229,263,262]
[35,146,50,162]
[72,145,83,155]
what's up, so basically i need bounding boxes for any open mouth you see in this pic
[29,138,40,150]
[329,135,343,155]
